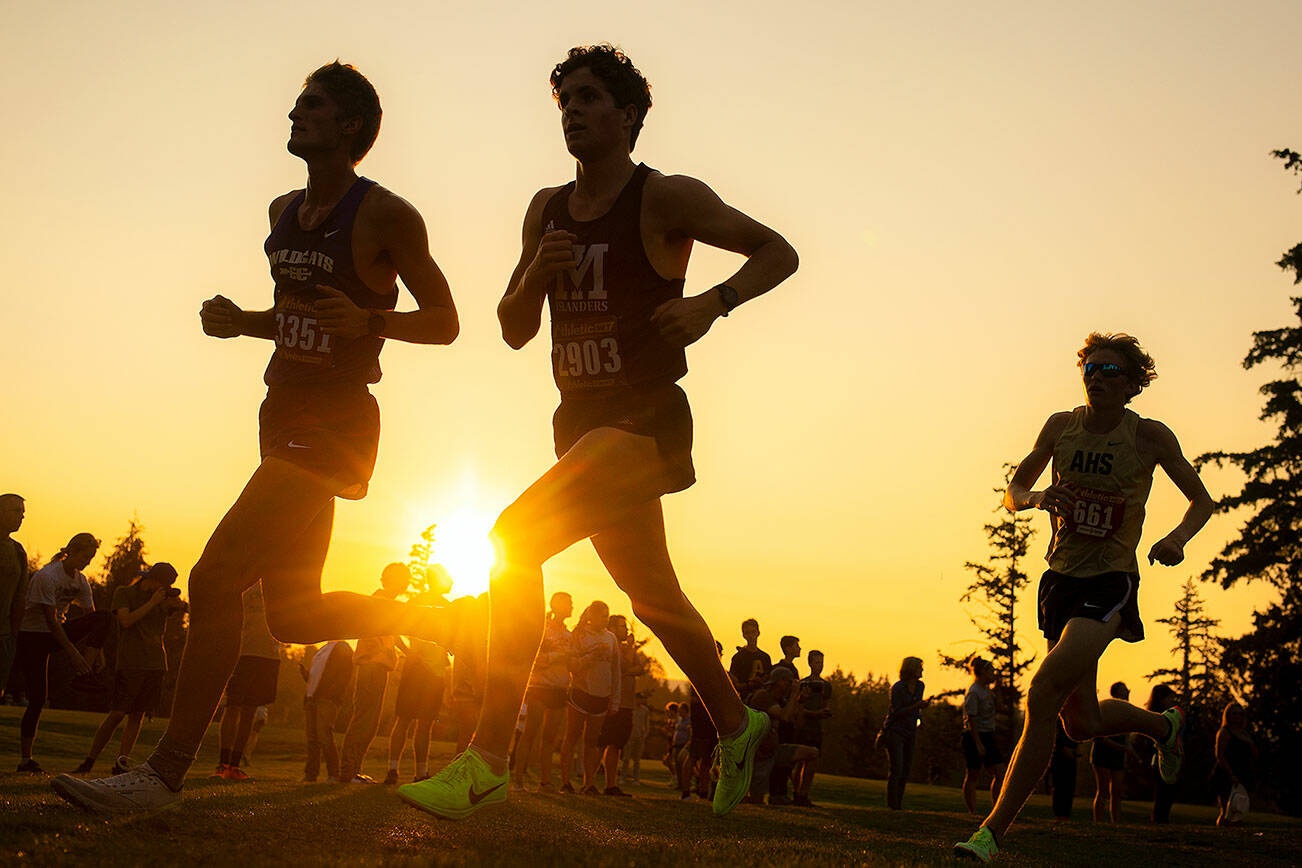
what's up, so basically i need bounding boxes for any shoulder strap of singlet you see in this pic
[270,189,307,235]
[332,177,376,224]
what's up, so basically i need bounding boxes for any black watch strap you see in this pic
[715,284,740,316]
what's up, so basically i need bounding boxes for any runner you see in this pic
[954,333,1214,862]
[398,43,798,820]
[52,61,460,814]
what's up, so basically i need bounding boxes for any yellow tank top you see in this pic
[1047,407,1153,576]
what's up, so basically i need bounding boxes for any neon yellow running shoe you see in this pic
[397,748,508,820]
[712,707,769,816]
[953,827,998,862]
[1156,706,1185,784]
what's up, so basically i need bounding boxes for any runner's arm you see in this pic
[1005,413,1074,514]
[1145,420,1214,566]
[498,187,572,349]
[646,174,798,347]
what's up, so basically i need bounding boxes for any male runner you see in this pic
[53,61,460,814]
[954,333,1214,862]
[398,43,798,820]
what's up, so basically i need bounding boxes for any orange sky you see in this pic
[4,1,1300,695]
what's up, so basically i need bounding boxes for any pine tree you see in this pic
[96,518,148,609]
[406,523,453,602]
[1146,577,1223,707]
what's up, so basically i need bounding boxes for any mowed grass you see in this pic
[1,707,1297,867]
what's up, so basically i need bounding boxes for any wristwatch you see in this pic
[367,311,386,337]
[714,283,740,317]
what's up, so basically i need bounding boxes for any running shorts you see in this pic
[568,687,610,716]
[525,684,569,711]
[224,655,280,707]
[1037,569,1143,645]
[553,383,695,493]
[598,707,634,748]
[395,665,445,721]
[962,731,1004,770]
[110,668,164,715]
[259,385,380,500]
[1090,737,1126,771]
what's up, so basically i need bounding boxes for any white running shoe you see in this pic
[51,762,181,815]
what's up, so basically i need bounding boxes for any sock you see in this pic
[146,735,197,792]
[219,749,231,766]
[389,760,399,772]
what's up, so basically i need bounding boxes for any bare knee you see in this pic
[265,603,327,645]
[1061,707,1101,742]
[1025,673,1071,724]
[490,509,549,572]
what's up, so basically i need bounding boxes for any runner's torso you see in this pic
[1048,407,1154,576]
[263,177,397,387]
[541,163,687,399]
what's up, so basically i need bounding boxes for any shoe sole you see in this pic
[952,844,992,863]
[397,787,504,820]
[50,775,180,816]
[713,712,770,817]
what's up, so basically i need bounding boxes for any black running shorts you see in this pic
[224,655,280,707]
[1037,569,1143,645]
[525,684,569,711]
[110,668,164,715]
[598,707,635,748]
[1090,737,1126,771]
[568,687,610,716]
[258,385,380,500]
[553,383,695,493]
[395,664,445,721]
[962,731,1004,769]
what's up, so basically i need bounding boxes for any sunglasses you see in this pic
[1082,362,1126,380]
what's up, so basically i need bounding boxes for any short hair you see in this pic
[970,656,992,675]
[780,635,799,652]
[1077,332,1157,389]
[550,44,652,150]
[1109,681,1128,699]
[304,61,382,164]
[768,666,796,684]
[665,702,678,712]
[0,493,24,505]
[808,649,824,659]
[381,562,412,589]
[741,618,759,632]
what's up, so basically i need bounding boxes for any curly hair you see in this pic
[1077,332,1157,388]
[304,61,382,164]
[550,44,652,150]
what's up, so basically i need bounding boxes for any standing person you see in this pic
[16,533,110,774]
[599,614,643,796]
[73,564,186,776]
[385,637,449,785]
[214,582,283,781]
[300,640,353,783]
[881,656,927,811]
[1146,684,1178,823]
[448,594,489,755]
[670,699,692,792]
[792,649,832,807]
[954,333,1214,862]
[728,619,771,697]
[960,658,1006,815]
[1213,702,1258,826]
[339,563,409,783]
[771,636,801,681]
[0,494,29,704]
[511,591,572,792]
[750,667,818,806]
[53,61,461,814]
[660,701,680,780]
[398,42,796,820]
[682,642,726,801]
[621,692,650,784]
[1089,681,1137,823]
[557,601,619,794]
[1050,720,1080,819]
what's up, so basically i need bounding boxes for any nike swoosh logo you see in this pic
[468,782,504,804]
[324,229,340,238]
[287,441,311,449]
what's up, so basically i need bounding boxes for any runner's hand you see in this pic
[200,294,244,338]
[1035,484,1076,517]
[1147,534,1185,566]
[651,292,725,348]
[523,230,578,289]
[315,285,368,338]
[66,649,91,676]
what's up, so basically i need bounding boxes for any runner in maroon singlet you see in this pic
[52,61,461,815]
[397,44,798,820]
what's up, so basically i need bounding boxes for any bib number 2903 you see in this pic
[553,337,621,379]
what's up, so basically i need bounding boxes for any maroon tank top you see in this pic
[262,177,398,387]
[540,163,687,398]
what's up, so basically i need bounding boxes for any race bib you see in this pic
[551,316,626,391]
[273,295,335,367]
[1067,486,1126,539]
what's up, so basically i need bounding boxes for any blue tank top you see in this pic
[540,164,687,398]
[262,177,398,387]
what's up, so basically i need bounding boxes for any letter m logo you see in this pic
[556,243,609,300]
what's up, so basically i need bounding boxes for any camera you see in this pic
[165,588,182,598]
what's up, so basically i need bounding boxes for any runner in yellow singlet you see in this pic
[954,333,1214,863]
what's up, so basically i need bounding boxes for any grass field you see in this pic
[1,707,1297,867]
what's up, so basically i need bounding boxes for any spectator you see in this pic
[661,701,681,783]
[72,563,185,776]
[881,656,926,810]
[681,642,724,801]
[599,614,643,796]
[793,649,833,806]
[1146,684,1179,823]
[750,667,817,806]
[768,638,804,805]
[558,600,619,794]
[300,640,353,783]
[670,700,691,792]
[961,657,1006,814]
[771,635,801,680]
[1090,681,1138,823]
[0,494,29,704]
[214,582,283,781]
[1050,719,1079,819]
[386,636,450,785]
[1213,702,1258,826]
[339,563,410,783]
[728,619,771,697]
[621,692,650,784]
[16,533,110,774]
[512,591,572,792]
[448,593,489,754]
